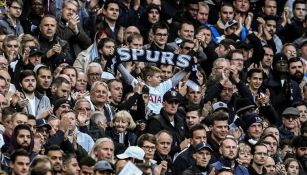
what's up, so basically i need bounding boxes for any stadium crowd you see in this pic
[0,0,306,174]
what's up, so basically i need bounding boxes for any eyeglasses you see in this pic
[254,152,268,156]
[6,44,18,48]
[284,115,298,120]
[10,6,22,10]
[143,146,156,151]
[155,33,168,37]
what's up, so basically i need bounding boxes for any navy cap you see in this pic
[93,160,114,172]
[163,91,181,102]
[53,98,72,113]
[243,113,262,130]
[36,119,52,130]
[29,46,44,57]
[194,142,213,152]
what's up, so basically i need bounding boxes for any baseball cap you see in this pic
[36,119,52,130]
[212,101,228,112]
[116,146,145,160]
[163,91,181,102]
[194,142,213,152]
[224,20,238,30]
[29,46,44,57]
[93,160,114,172]
[53,98,72,113]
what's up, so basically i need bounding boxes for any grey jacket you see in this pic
[0,14,23,35]
[21,92,51,119]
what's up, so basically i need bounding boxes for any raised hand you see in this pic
[68,14,80,34]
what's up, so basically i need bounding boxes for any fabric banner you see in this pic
[114,48,201,91]
[115,48,193,69]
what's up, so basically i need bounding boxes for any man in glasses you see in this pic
[147,90,187,157]
[0,0,24,35]
[279,107,301,141]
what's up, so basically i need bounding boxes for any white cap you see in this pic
[116,146,145,160]
[212,101,228,112]
[101,71,115,80]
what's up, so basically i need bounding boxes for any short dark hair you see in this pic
[45,144,62,155]
[10,149,29,163]
[186,105,201,116]
[190,124,206,138]
[7,0,23,7]
[246,68,264,79]
[293,0,306,11]
[211,111,229,125]
[63,154,76,166]
[97,37,115,49]
[103,0,119,10]
[79,156,96,167]
[14,124,32,137]
[137,133,157,147]
[152,22,169,35]
[19,70,36,83]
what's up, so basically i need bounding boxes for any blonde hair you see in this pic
[238,142,251,153]
[110,110,136,130]
[89,137,114,162]
[19,34,39,54]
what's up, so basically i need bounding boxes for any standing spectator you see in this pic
[38,15,72,70]
[282,0,306,43]
[0,0,24,35]
[56,0,91,58]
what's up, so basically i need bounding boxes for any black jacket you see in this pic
[38,35,73,70]
[263,74,302,125]
[173,145,195,174]
[146,108,186,156]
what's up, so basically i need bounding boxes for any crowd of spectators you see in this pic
[0,0,306,174]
